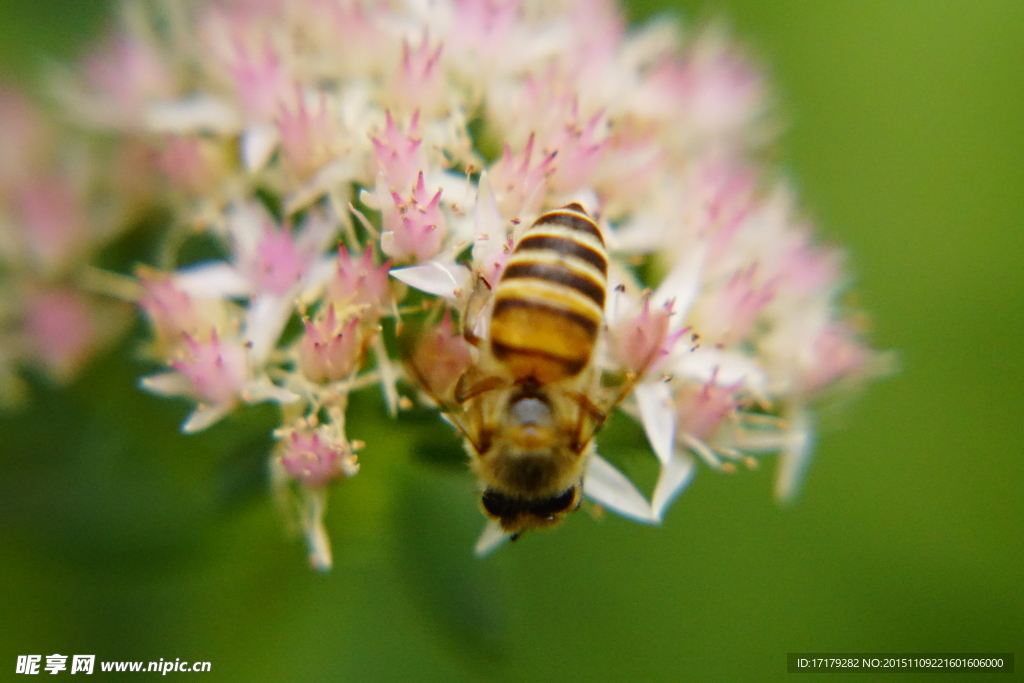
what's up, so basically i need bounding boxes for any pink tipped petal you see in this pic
[583,454,657,524]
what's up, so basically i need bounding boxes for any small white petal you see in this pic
[243,376,300,405]
[299,255,338,301]
[651,452,696,521]
[390,261,469,300]
[583,454,657,524]
[284,160,355,214]
[241,121,280,173]
[246,293,293,365]
[174,261,252,299]
[472,171,504,244]
[654,243,706,325]
[140,371,192,397]
[774,406,814,503]
[676,347,767,394]
[474,520,511,557]
[181,402,233,433]
[145,96,241,134]
[635,380,676,465]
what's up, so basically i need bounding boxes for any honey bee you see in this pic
[413,202,637,540]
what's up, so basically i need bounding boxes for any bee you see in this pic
[413,202,636,540]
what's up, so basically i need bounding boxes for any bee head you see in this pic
[480,485,581,535]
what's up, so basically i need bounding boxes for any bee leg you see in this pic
[454,372,507,404]
[461,274,492,347]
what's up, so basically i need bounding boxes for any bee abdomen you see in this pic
[490,204,607,384]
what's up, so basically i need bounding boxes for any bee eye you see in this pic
[528,487,577,516]
[481,489,516,518]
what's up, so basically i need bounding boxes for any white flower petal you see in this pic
[241,121,280,173]
[583,454,657,524]
[174,261,252,299]
[139,371,192,397]
[284,160,355,214]
[145,95,241,134]
[390,261,469,300]
[676,347,767,394]
[243,376,300,405]
[474,520,511,557]
[774,406,813,503]
[472,171,504,245]
[655,243,706,325]
[635,380,676,465]
[246,293,294,365]
[181,402,233,433]
[651,452,696,521]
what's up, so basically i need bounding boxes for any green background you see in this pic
[1,1,1021,680]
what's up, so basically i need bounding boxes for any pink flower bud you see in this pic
[137,268,203,345]
[410,310,471,401]
[299,305,362,383]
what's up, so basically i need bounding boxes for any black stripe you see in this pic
[515,235,608,275]
[501,263,605,307]
[533,211,604,243]
[492,298,599,337]
[491,341,588,375]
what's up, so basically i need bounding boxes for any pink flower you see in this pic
[154,136,227,195]
[23,286,97,379]
[675,374,742,443]
[690,266,776,347]
[326,247,392,313]
[137,268,203,347]
[298,305,362,383]
[609,296,685,376]
[487,134,555,219]
[800,322,871,394]
[171,330,248,406]
[229,42,292,121]
[252,224,311,295]
[388,31,445,116]
[370,110,424,195]
[379,171,447,263]
[15,175,88,274]
[277,88,339,180]
[280,430,356,488]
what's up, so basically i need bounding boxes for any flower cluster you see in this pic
[1,0,883,567]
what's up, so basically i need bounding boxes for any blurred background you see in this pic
[0,0,1021,680]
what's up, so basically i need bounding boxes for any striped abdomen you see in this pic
[489,203,608,384]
